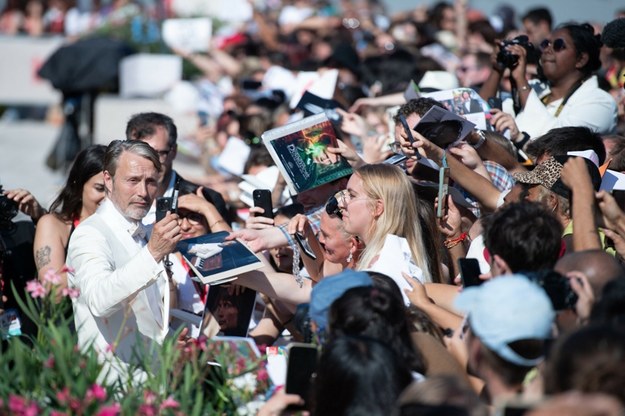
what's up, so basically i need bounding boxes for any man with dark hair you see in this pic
[456,52,492,90]
[521,7,553,47]
[67,140,181,384]
[526,126,606,165]
[483,202,563,275]
[126,112,231,226]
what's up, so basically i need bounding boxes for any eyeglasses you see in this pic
[458,66,479,73]
[178,210,205,225]
[155,148,172,160]
[539,38,567,52]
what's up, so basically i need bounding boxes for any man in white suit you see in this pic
[67,140,182,384]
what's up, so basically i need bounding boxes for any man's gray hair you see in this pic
[104,140,161,177]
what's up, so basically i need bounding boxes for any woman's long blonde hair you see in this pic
[354,164,432,283]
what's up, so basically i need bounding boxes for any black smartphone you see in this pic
[399,114,415,144]
[155,179,180,222]
[458,258,483,287]
[286,343,319,410]
[488,97,503,111]
[156,197,173,222]
[294,232,317,260]
[252,189,274,219]
[241,79,263,90]
[384,153,408,165]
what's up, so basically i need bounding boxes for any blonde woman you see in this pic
[337,163,434,283]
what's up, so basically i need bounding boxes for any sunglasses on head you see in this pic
[540,38,566,52]
[325,194,343,219]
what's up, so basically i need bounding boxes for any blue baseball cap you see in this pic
[454,274,555,367]
[309,269,373,332]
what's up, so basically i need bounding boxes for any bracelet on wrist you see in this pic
[209,219,225,229]
[470,130,486,149]
[444,232,468,249]
[520,84,531,92]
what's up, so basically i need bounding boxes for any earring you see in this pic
[346,251,353,263]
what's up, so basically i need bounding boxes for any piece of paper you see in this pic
[162,18,212,53]
[568,150,600,167]
[366,234,424,306]
[600,169,625,192]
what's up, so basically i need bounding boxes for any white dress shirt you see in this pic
[516,75,617,140]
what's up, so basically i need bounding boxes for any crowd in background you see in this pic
[3,0,625,415]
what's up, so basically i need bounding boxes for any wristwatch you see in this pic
[470,130,487,149]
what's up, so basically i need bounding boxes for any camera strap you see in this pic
[541,76,587,117]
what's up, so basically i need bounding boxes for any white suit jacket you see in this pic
[67,198,168,383]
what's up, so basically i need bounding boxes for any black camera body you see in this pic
[526,270,578,311]
[0,186,18,225]
[497,35,535,69]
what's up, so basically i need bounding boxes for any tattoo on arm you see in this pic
[35,246,52,270]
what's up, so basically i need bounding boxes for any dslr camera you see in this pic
[496,35,536,69]
[526,270,578,311]
[0,185,18,226]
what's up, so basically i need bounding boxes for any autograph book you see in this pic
[176,231,263,285]
[261,112,353,194]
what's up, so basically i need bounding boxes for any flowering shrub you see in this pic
[0,270,271,415]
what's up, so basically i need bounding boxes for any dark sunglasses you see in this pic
[540,38,566,52]
[325,194,343,219]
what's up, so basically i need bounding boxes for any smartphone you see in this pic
[285,343,319,410]
[399,114,415,144]
[253,189,274,219]
[294,232,317,260]
[384,153,408,165]
[437,166,449,218]
[488,97,503,111]
[458,258,483,287]
[156,197,174,222]
[155,179,180,222]
[241,79,263,91]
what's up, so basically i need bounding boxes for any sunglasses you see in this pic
[325,194,343,219]
[539,38,567,52]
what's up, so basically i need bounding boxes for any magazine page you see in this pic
[177,231,263,285]
[162,18,212,53]
[261,112,353,194]
[204,287,257,337]
[422,88,489,130]
[413,105,476,149]
[366,234,424,306]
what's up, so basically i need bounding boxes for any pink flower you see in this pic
[23,402,39,416]
[138,404,156,416]
[257,367,269,382]
[43,269,61,285]
[44,354,55,369]
[159,396,179,410]
[56,387,70,404]
[143,390,157,405]
[51,411,68,416]
[8,395,26,413]
[25,280,48,298]
[60,265,75,274]
[61,287,81,299]
[96,403,121,416]
[86,383,107,402]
